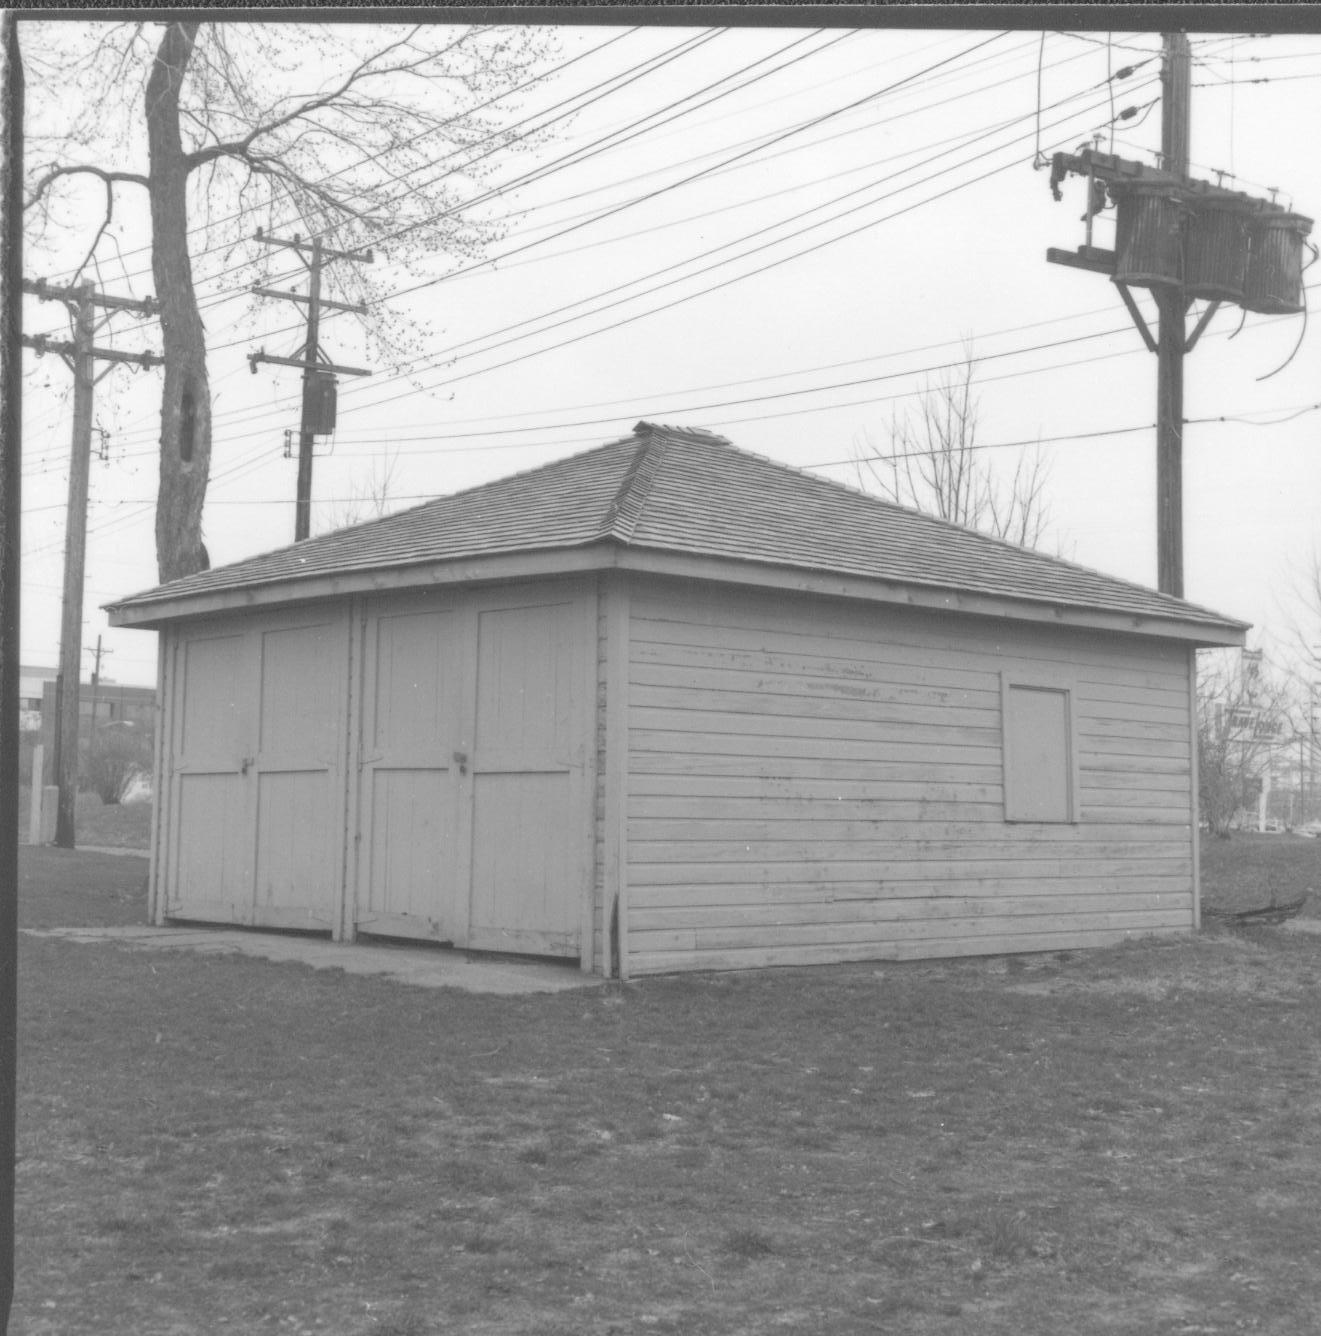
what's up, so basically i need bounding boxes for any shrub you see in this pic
[85,725,154,805]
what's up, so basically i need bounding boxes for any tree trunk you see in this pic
[146,21,210,583]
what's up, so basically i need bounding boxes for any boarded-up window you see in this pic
[1002,677,1078,823]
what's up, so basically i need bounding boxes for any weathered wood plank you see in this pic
[630,705,1002,747]
[630,907,1193,955]
[1079,755,1191,776]
[1079,801,1191,822]
[629,796,1008,823]
[630,872,1193,909]
[629,890,1192,933]
[628,774,1004,802]
[1080,769,1190,792]
[1077,718,1189,743]
[627,925,1189,975]
[1081,735,1190,760]
[630,681,997,729]
[628,855,1190,885]
[630,730,1001,766]
[629,752,1007,783]
[626,819,1185,845]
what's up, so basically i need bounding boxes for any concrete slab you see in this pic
[22,925,603,995]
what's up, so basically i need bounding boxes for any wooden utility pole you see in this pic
[295,238,324,542]
[1156,31,1192,599]
[87,634,109,765]
[1046,29,1308,601]
[249,229,372,541]
[53,286,94,847]
[21,280,161,847]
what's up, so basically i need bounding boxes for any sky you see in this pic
[17,13,1321,688]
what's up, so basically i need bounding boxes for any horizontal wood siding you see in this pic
[624,580,1194,976]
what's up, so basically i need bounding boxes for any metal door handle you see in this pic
[453,751,468,775]
[241,756,253,775]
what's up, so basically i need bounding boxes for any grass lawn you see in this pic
[1200,831,1321,918]
[16,787,152,852]
[11,845,1321,1334]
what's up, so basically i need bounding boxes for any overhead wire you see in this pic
[23,62,1164,478]
[67,29,1046,455]
[25,33,1303,553]
[22,26,722,341]
[318,69,1157,419]
[74,71,1143,470]
[38,24,655,289]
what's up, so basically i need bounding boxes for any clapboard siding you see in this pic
[624,579,1194,976]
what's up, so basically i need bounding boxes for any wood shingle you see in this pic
[107,421,1246,642]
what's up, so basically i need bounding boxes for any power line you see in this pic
[32,399,1321,515]
[347,70,1151,385]
[40,25,655,290]
[72,30,1042,452]
[122,32,1094,365]
[325,79,1143,419]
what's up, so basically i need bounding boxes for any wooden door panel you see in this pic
[356,607,467,942]
[468,771,579,954]
[170,772,251,922]
[253,770,336,929]
[468,601,586,958]
[472,603,575,766]
[250,620,345,926]
[178,632,247,766]
[363,768,457,935]
[166,631,255,923]
[258,622,340,762]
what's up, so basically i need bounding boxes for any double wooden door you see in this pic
[164,609,348,930]
[354,589,592,957]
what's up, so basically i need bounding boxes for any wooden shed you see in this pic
[107,422,1246,978]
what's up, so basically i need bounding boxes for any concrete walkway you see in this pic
[22,925,603,995]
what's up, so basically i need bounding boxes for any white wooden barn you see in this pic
[107,422,1246,978]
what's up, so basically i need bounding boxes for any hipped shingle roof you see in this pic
[107,421,1245,638]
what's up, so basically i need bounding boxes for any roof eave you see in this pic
[106,541,1247,646]
[105,544,623,628]
[610,547,1248,646]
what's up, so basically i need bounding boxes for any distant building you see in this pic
[19,664,53,729]
[26,670,156,784]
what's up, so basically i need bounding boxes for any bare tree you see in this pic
[1196,646,1296,837]
[854,349,1052,549]
[24,19,557,581]
[322,449,401,533]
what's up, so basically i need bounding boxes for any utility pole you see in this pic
[249,229,373,541]
[295,238,324,543]
[1156,31,1192,599]
[1045,29,1310,600]
[55,285,92,848]
[21,279,161,847]
[86,634,109,766]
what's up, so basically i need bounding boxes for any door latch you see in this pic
[240,756,254,776]
[453,750,468,775]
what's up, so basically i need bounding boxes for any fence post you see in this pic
[26,744,41,845]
